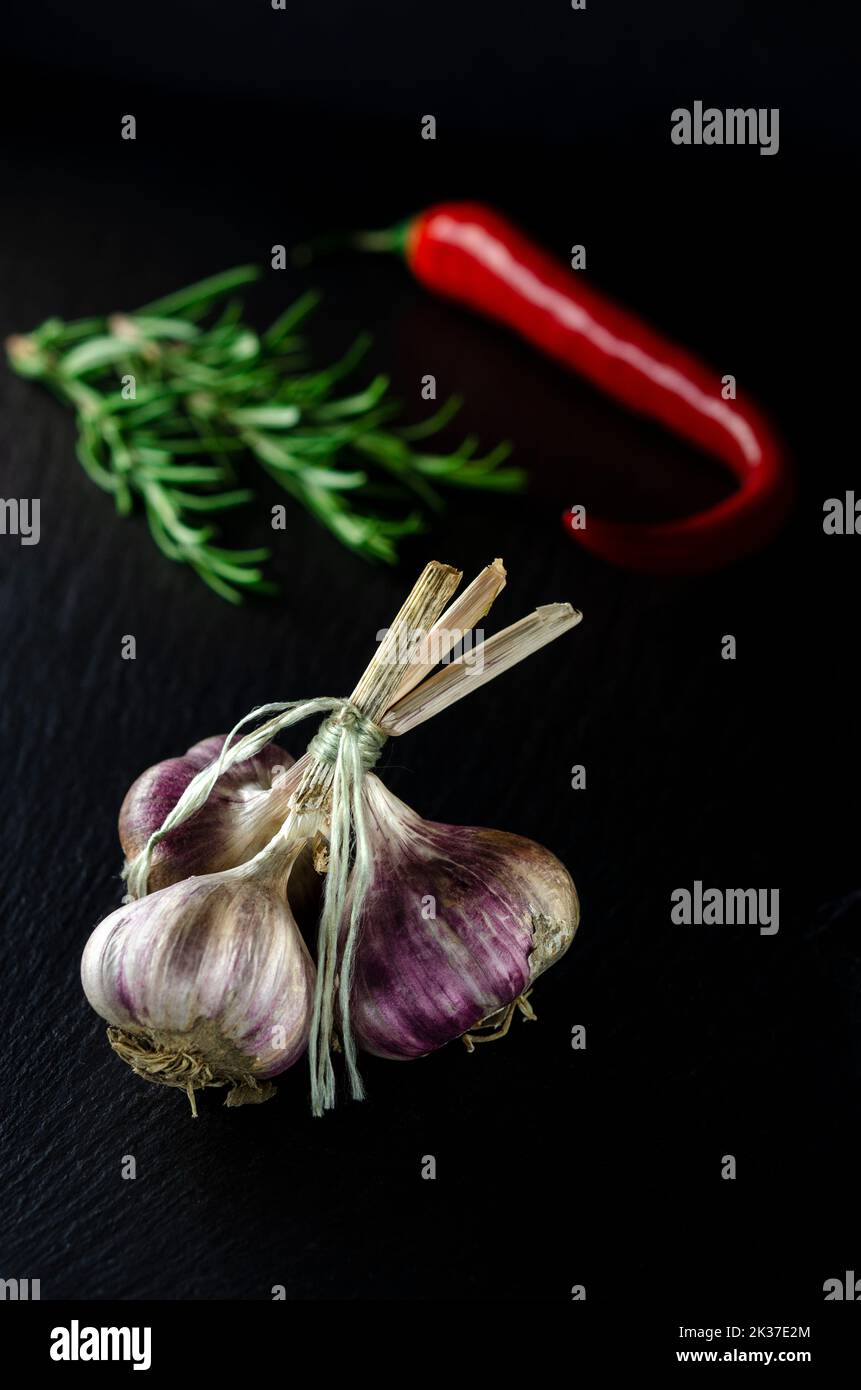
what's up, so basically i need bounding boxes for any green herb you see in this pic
[6,266,523,601]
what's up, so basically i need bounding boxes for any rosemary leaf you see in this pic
[228,405,301,429]
[397,394,464,439]
[136,265,261,318]
[263,289,321,347]
[191,564,247,604]
[135,461,226,481]
[165,488,256,512]
[204,545,271,564]
[58,337,134,377]
[121,315,201,342]
[312,375,390,420]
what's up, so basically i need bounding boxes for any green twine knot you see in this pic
[306,706,386,773]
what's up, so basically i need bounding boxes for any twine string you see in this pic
[305,707,385,1113]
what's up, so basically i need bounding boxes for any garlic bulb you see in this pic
[344,776,579,1060]
[119,734,301,894]
[81,834,315,1111]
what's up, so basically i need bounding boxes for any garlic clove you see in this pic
[119,735,297,894]
[501,833,581,987]
[82,836,315,1111]
[345,775,579,1061]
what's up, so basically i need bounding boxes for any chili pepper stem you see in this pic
[292,221,411,268]
[351,226,410,254]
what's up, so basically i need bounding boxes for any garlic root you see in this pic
[107,1023,277,1113]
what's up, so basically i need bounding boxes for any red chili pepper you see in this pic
[356,202,791,574]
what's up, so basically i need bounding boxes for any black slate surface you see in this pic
[1,4,858,1309]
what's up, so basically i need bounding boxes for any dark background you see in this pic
[1,0,858,1318]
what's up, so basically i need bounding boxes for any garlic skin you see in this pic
[345,776,579,1061]
[81,837,315,1107]
[119,735,300,894]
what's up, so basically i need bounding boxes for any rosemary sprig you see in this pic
[6,267,523,601]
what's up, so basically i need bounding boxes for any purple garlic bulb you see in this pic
[345,776,579,1060]
[81,835,315,1111]
[119,734,299,894]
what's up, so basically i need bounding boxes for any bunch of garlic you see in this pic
[80,560,582,1115]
